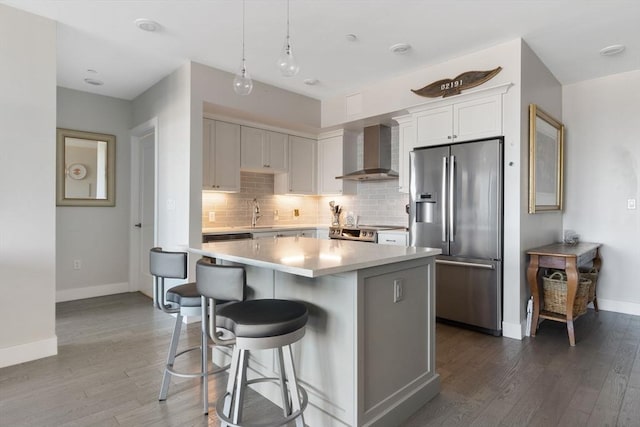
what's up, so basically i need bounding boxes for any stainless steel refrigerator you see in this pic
[409,137,503,335]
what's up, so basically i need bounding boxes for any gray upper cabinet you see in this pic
[275,136,316,195]
[203,119,241,192]
[240,126,288,173]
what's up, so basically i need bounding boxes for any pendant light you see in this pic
[276,0,299,77]
[233,0,253,95]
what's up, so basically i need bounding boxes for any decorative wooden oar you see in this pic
[411,66,502,98]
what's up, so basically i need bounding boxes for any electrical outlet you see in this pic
[274,209,279,221]
[628,199,636,210]
[73,259,82,270]
[393,279,404,303]
[293,209,300,217]
[209,211,216,222]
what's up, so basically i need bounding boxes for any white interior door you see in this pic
[129,118,158,299]
[137,133,155,297]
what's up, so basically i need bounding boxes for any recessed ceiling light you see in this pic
[303,78,319,86]
[135,18,161,32]
[345,34,358,42]
[84,78,104,86]
[390,43,411,54]
[599,44,625,56]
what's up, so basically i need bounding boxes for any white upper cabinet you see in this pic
[414,105,453,147]
[393,115,415,194]
[275,136,316,195]
[413,93,503,147]
[240,126,288,173]
[203,119,241,192]
[454,95,503,141]
[317,130,357,195]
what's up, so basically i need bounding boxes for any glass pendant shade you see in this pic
[233,62,253,95]
[277,39,299,77]
[233,0,252,96]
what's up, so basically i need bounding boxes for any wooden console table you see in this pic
[527,242,602,346]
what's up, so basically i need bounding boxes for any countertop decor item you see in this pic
[329,200,341,226]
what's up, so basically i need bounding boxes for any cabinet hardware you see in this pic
[134,223,142,228]
[447,135,452,139]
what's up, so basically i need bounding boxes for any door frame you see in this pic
[129,117,159,292]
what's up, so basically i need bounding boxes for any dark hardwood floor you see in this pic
[1,292,638,426]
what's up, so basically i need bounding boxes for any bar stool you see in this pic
[196,260,308,427]
[149,247,228,414]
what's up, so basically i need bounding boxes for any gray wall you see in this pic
[519,41,564,327]
[563,70,640,314]
[0,5,57,367]
[56,88,132,301]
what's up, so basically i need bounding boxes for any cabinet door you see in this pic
[203,119,215,189]
[213,121,241,191]
[240,126,266,171]
[265,131,288,172]
[276,136,316,194]
[396,117,414,194]
[203,119,240,191]
[454,94,502,141]
[317,136,349,195]
[414,105,453,147]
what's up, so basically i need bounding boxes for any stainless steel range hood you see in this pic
[337,124,398,181]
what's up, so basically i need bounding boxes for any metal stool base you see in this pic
[215,377,308,427]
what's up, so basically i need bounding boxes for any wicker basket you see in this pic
[542,271,591,316]
[579,267,598,303]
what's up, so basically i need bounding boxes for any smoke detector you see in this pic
[135,18,161,32]
[599,44,625,56]
[389,43,411,54]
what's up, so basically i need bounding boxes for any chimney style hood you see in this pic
[337,124,398,181]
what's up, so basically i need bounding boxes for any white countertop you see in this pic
[203,224,327,235]
[190,236,440,278]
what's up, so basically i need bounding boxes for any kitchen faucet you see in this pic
[251,198,262,227]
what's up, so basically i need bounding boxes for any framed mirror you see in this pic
[528,104,564,214]
[57,128,116,206]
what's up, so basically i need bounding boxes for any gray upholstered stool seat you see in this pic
[149,247,229,415]
[217,299,308,339]
[197,260,308,427]
[165,282,202,307]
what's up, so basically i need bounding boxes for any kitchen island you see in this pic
[190,237,441,427]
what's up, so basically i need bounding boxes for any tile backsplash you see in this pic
[203,173,408,229]
[202,172,319,228]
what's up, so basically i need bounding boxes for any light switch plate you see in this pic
[209,211,216,222]
[628,199,636,210]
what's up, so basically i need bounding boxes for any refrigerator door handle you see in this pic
[449,155,455,242]
[436,259,495,270]
[441,156,447,242]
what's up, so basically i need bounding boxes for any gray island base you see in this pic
[190,237,441,427]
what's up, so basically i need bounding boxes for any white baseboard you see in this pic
[502,320,525,340]
[0,336,58,368]
[56,282,130,302]
[597,298,640,316]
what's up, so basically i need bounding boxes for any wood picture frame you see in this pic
[528,104,564,214]
[56,128,116,207]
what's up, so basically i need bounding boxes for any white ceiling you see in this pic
[2,0,639,101]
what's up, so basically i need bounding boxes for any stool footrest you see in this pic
[215,377,308,427]
[165,345,229,379]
